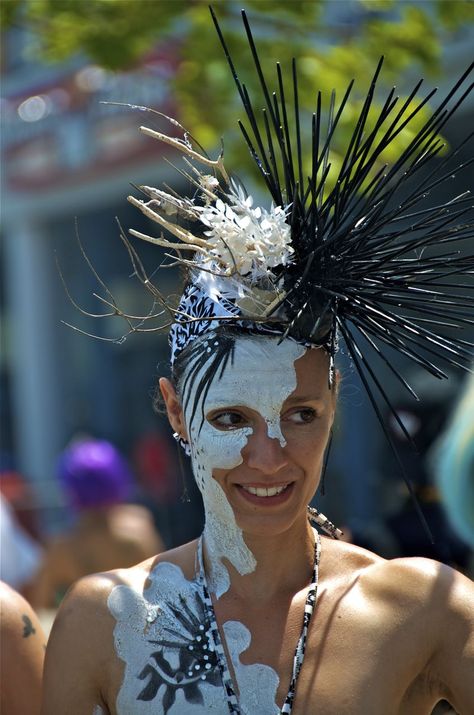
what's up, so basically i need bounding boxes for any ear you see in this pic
[159,378,189,441]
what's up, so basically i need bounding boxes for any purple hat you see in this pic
[57,439,133,510]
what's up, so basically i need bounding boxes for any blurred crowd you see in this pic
[0,430,204,613]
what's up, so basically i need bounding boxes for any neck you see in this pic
[76,506,116,528]
[203,515,316,603]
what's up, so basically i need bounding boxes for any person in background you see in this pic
[32,438,164,609]
[0,580,46,715]
[0,494,42,600]
[431,373,474,549]
[348,374,472,572]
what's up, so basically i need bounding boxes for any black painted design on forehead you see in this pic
[179,332,237,437]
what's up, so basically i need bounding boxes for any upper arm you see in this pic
[0,584,46,715]
[430,565,474,713]
[41,574,117,715]
[366,557,473,712]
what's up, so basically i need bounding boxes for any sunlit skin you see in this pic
[0,581,46,715]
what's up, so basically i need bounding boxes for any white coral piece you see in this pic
[129,119,293,279]
[197,183,293,278]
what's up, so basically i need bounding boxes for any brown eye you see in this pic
[209,411,247,430]
[287,408,317,424]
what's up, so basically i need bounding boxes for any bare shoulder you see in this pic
[361,554,473,612]
[43,565,146,713]
[42,540,199,713]
[0,581,45,715]
[323,536,473,607]
[45,570,124,674]
[0,579,46,646]
[46,538,198,662]
[363,556,474,712]
[322,538,473,637]
[1,579,28,619]
[320,540,473,709]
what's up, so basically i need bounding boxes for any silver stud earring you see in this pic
[173,431,192,456]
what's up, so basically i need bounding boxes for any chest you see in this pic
[286,586,441,715]
[104,572,441,715]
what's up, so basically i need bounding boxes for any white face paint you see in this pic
[182,336,306,597]
[108,337,318,713]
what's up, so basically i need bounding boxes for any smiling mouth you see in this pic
[239,484,290,498]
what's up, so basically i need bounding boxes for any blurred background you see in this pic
[1,0,473,612]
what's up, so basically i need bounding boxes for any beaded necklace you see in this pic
[197,530,321,714]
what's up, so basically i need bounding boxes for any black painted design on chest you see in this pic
[137,591,221,713]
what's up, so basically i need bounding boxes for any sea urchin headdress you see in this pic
[71,9,473,531]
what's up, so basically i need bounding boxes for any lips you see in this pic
[235,482,294,506]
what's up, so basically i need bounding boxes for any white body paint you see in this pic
[109,561,280,714]
[109,336,307,713]
[183,336,305,596]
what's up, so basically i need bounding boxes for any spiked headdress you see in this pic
[128,14,472,371]
[76,9,473,532]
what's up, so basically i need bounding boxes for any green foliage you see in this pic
[2,0,471,191]
[0,0,21,27]
[6,0,190,69]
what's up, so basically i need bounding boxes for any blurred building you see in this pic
[1,26,190,534]
[1,13,473,546]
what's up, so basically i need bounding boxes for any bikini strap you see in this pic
[198,536,241,714]
[197,531,321,715]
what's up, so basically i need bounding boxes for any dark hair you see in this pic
[153,326,241,428]
[153,327,240,418]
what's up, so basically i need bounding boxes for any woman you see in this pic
[42,10,473,714]
[42,333,474,714]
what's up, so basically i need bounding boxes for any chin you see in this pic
[234,504,309,540]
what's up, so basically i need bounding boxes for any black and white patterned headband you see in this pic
[168,277,332,368]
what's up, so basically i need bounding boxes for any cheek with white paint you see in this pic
[184,336,305,495]
[189,422,251,492]
[181,336,306,596]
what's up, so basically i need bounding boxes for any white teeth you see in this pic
[241,485,288,497]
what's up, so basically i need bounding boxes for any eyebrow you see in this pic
[285,394,324,405]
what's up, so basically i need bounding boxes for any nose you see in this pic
[242,421,288,475]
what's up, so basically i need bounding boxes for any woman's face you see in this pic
[163,336,336,538]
